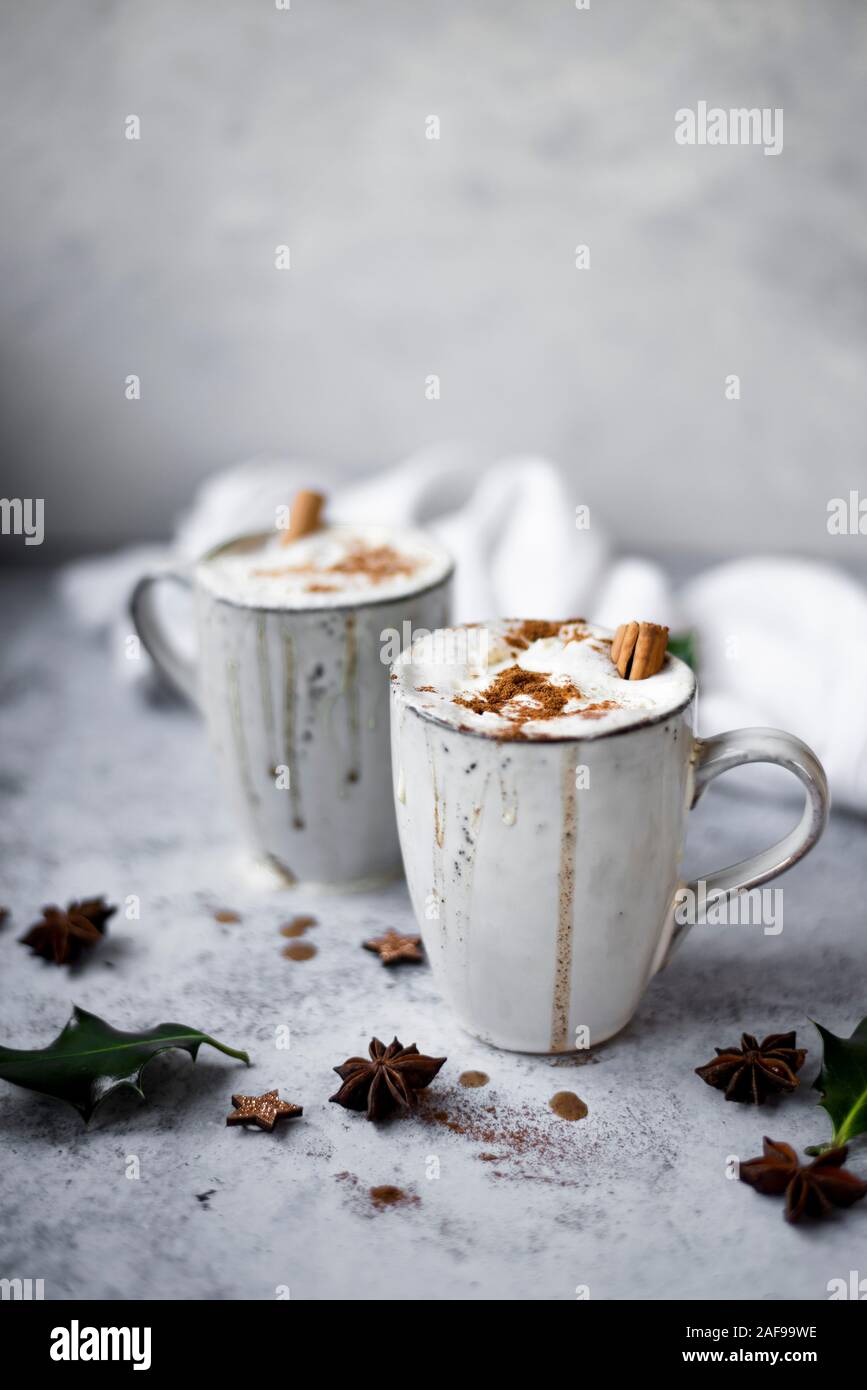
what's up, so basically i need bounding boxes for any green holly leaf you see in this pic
[0,1005,250,1122]
[667,631,697,670]
[809,1016,867,1151]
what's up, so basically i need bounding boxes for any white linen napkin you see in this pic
[680,558,867,813]
[60,448,867,813]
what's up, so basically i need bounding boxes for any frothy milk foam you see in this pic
[393,618,694,738]
[197,524,452,609]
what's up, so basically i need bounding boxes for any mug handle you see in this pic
[130,571,199,706]
[655,727,830,968]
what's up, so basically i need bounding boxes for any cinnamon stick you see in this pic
[612,620,668,679]
[612,621,639,676]
[280,489,325,546]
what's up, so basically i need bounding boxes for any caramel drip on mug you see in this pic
[282,630,304,830]
[550,748,578,1052]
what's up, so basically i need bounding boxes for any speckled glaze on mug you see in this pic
[391,657,829,1052]
[132,535,453,886]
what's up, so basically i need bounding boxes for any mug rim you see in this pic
[390,669,696,744]
[194,526,455,614]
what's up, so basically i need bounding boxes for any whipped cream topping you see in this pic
[196,524,453,609]
[392,618,694,739]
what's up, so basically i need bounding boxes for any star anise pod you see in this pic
[70,897,116,933]
[740,1137,867,1223]
[695,1030,806,1104]
[19,896,116,965]
[329,1036,446,1121]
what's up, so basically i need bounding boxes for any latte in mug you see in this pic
[390,618,828,1052]
[132,507,453,886]
[198,523,451,610]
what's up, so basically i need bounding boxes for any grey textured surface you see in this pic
[2,1,866,564]
[1,572,866,1301]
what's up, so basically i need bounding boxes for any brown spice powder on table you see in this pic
[415,1088,587,1184]
[283,941,317,961]
[280,915,317,938]
[369,1185,420,1210]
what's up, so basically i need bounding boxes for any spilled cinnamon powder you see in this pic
[280,915,317,938]
[415,1087,587,1183]
[282,941,317,961]
[549,1091,588,1121]
[335,1172,421,1216]
[369,1185,420,1210]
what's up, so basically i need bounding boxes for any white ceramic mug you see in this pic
[391,655,829,1052]
[131,531,453,886]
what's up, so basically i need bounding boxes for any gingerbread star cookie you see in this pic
[226,1090,302,1131]
[363,929,424,966]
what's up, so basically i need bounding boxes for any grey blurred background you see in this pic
[1,0,865,563]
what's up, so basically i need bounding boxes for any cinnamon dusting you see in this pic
[576,700,620,721]
[254,541,419,586]
[455,666,580,720]
[453,662,623,738]
[329,543,418,582]
[505,619,567,650]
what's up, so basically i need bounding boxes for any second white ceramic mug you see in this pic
[132,532,453,886]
